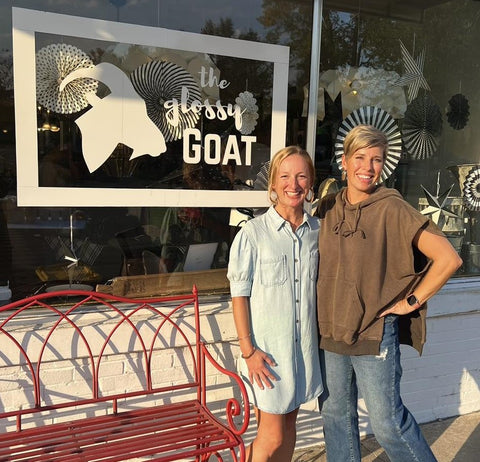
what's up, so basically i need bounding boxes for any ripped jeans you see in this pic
[320,315,437,462]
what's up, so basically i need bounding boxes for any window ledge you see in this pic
[427,277,480,318]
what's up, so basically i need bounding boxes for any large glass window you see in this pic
[3,0,477,302]
[316,0,480,276]
[0,0,314,300]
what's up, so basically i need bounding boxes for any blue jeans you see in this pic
[320,315,437,462]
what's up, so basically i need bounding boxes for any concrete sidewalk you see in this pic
[292,410,480,461]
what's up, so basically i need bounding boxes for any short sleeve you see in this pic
[398,198,445,242]
[227,227,256,297]
[421,216,445,237]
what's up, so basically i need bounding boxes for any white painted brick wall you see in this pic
[204,280,480,450]
[0,280,478,455]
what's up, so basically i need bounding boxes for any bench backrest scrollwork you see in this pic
[0,286,203,432]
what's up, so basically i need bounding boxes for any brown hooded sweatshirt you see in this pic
[316,186,444,356]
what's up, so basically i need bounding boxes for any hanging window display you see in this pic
[314,2,480,276]
[12,7,289,207]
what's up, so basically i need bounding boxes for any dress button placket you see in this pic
[294,236,300,345]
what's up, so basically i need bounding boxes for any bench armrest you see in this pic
[200,342,250,435]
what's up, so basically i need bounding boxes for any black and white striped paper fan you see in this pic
[402,93,442,160]
[334,106,402,182]
[463,166,480,211]
[130,61,201,142]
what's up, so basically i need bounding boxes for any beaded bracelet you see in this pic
[241,347,256,359]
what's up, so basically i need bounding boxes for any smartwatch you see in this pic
[406,294,420,307]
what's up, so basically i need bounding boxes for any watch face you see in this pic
[407,294,418,306]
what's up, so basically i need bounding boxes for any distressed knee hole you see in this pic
[375,347,388,360]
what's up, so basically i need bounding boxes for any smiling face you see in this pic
[271,154,312,215]
[342,145,385,204]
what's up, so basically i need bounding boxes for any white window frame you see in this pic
[12,7,289,208]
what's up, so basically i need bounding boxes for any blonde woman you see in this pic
[316,125,462,461]
[228,146,323,461]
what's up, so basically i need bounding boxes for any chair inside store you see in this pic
[142,249,168,274]
[114,226,162,275]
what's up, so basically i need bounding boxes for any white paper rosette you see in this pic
[235,91,259,135]
[334,106,402,182]
[36,43,98,114]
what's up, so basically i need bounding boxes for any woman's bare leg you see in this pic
[246,407,299,462]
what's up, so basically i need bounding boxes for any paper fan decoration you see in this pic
[446,93,470,130]
[235,91,259,135]
[420,183,460,227]
[36,43,98,114]
[463,166,480,211]
[395,40,430,103]
[130,61,201,142]
[402,93,442,160]
[254,161,270,190]
[334,106,402,182]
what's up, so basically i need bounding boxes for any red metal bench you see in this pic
[0,286,249,461]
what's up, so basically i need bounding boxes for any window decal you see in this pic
[12,8,289,207]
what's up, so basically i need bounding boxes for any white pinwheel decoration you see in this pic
[36,43,98,114]
[334,106,402,182]
[235,91,259,135]
[463,166,480,212]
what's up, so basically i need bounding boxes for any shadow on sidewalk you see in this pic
[454,421,480,461]
[293,412,480,462]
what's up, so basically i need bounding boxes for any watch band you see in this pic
[406,293,420,307]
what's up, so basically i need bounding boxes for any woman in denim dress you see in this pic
[228,146,323,461]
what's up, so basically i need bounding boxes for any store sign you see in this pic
[12,8,289,207]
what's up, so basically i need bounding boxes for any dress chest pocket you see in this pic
[259,255,287,286]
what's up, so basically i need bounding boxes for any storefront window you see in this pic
[316,0,480,276]
[0,0,313,299]
[3,0,477,302]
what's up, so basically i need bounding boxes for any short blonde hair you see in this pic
[343,125,388,160]
[267,146,315,204]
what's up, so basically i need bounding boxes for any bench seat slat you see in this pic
[0,402,205,448]
[0,402,240,461]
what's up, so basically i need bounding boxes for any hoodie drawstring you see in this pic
[332,202,366,239]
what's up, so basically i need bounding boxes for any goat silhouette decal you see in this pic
[60,62,167,173]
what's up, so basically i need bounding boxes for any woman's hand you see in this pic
[245,348,277,390]
[231,297,277,389]
[378,298,416,317]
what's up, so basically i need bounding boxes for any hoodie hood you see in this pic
[333,186,402,239]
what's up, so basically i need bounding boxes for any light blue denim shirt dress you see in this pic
[227,206,323,414]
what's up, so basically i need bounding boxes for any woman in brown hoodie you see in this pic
[316,124,462,462]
